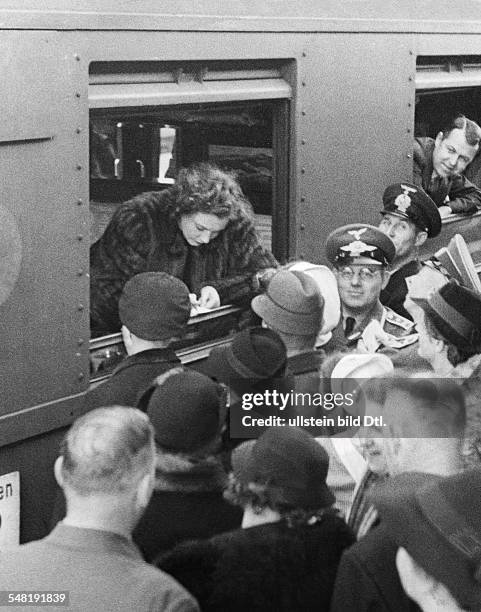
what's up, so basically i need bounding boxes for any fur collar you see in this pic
[154,450,228,493]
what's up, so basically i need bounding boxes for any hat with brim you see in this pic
[413,280,481,350]
[202,327,287,382]
[325,223,396,266]
[232,426,335,510]
[381,182,441,238]
[371,470,481,610]
[251,270,323,336]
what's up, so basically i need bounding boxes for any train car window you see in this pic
[415,56,481,187]
[88,60,291,368]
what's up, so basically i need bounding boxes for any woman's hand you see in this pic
[199,286,221,309]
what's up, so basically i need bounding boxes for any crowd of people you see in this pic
[2,114,481,611]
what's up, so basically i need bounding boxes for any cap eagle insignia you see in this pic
[341,228,376,257]
[394,184,417,213]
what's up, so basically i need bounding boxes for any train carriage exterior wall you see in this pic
[1,2,481,541]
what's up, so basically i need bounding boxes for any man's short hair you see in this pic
[60,407,155,496]
[384,375,466,435]
[441,113,481,147]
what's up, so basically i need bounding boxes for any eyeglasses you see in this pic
[337,266,383,281]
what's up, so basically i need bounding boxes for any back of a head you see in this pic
[142,369,224,455]
[251,269,324,338]
[442,113,481,147]
[232,426,335,512]
[384,375,466,438]
[60,407,155,496]
[119,272,190,342]
[203,327,287,385]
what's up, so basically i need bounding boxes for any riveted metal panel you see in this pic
[294,33,415,263]
[0,31,90,414]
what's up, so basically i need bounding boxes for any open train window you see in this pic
[415,56,481,187]
[88,60,292,375]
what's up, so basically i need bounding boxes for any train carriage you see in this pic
[2,0,481,540]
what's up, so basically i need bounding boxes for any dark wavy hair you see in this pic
[441,113,481,147]
[170,163,254,223]
[223,473,336,528]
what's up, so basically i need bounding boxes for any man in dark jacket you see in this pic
[84,272,190,410]
[330,377,466,612]
[378,182,441,319]
[413,113,481,217]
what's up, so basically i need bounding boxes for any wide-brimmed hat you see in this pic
[381,182,441,238]
[203,327,287,383]
[140,370,224,453]
[232,427,335,510]
[119,272,190,341]
[251,270,324,336]
[414,280,481,350]
[371,470,481,610]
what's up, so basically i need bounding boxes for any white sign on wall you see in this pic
[0,471,20,548]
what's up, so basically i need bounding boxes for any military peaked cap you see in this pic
[381,182,441,238]
[325,223,396,266]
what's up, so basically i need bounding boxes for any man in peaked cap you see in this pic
[378,182,441,320]
[84,272,191,410]
[324,224,418,355]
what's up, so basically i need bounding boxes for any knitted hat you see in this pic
[203,327,287,382]
[371,469,481,610]
[232,427,335,510]
[381,182,441,237]
[251,270,324,336]
[416,280,481,350]
[119,272,191,341]
[325,223,396,266]
[142,370,223,453]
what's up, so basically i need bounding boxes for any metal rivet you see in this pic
[302,52,307,57]
[406,153,412,159]
[301,167,306,174]
[78,304,84,311]
[301,81,306,87]
[75,92,81,98]
[299,253,305,259]
[409,50,414,55]
[74,54,81,61]
[77,269,84,276]
[301,139,306,145]
[77,198,83,205]
[408,102,412,107]
[78,373,85,382]
[77,234,83,241]
[407,128,411,133]
[300,196,306,203]
[75,352,82,358]
[300,224,306,231]
[301,110,306,116]
[76,127,82,134]
[408,76,413,82]
[76,164,82,170]
[78,338,84,346]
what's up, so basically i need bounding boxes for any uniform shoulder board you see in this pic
[384,307,414,331]
[383,332,419,349]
